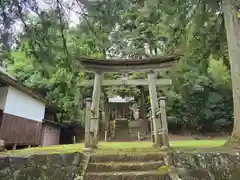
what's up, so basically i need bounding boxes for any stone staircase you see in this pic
[84,152,171,180]
[114,120,135,141]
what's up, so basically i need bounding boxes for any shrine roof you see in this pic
[77,54,181,72]
[108,96,134,103]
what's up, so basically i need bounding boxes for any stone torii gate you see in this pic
[78,54,180,149]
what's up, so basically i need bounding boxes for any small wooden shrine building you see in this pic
[103,96,152,141]
[106,96,135,141]
[108,96,134,121]
[0,69,63,148]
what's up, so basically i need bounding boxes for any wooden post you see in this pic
[104,94,109,130]
[148,108,154,142]
[12,144,17,150]
[91,72,101,148]
[147,70,162,147]
[137,131,141,141]
[104,94,109,142]
[101,110,105,130]
[134,106,140,120]
[0,140,5,152]
[84,98,92,149]
[73,136,76,144]
[159,97,170,147]
[104,130,108,142]
[139,86,146,119]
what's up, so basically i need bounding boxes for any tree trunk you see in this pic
[223,0,240,147]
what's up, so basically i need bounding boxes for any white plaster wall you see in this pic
[4,86,46,121]
[0,86,8,110]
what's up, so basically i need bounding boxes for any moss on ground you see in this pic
[157,165,169,173]
[0,140,226,156]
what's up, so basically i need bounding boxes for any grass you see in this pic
[100,140,225,149]
[1,140,226,156]
[157,165,169,173]
[2,143,85,156]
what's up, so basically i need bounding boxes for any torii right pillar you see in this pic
[159,96,170,147]
[147,70,163,147]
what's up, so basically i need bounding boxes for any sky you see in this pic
[13,0,81,34]
[37,0,80,26]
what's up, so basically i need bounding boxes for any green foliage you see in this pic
[7,9,100,125]
[166,55,233,133]
[208,58,230,86]
[156,0,233,133]
[1,0,234,133]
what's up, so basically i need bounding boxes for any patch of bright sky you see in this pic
[38,0,81,26]
[13,0,82,34]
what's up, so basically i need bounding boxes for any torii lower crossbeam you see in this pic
[79,79,171,86]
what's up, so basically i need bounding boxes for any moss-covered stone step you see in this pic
[176,168,215,180]
[85,171,171,180]
[87,160,165,172]
[90,153,164,163]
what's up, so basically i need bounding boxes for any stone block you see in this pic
[46,154,64,167]
[0,167,14,180]
[9,157,27,171]
[62,152,82,166]
[26,155,48,167]
[61,166,78,180]
[15,167,46,180]
[45,167,66,180]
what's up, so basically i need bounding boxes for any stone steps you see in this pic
[115,121,134,141]
[84,152,216,180]
[90,153,164,162]
[87,160,165,172]
[85,152,169,180]
[85,171,171,180]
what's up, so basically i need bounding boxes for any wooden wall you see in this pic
[0,113,42,146]
[41,124,60,146]
[109,103,132,119]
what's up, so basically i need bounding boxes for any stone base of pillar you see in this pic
[90,144,98,149]
[162,132,170,147]
[104,130,108,142]
[83,147,94,153]
[152,134,164,148]
[91,136,98,149]
[152,143,162,148]
[151,134,154,143]
[88,142,98,149]
[84,142,98,151]
[84,132,91,148]
[160,145,170,151]
[85,131,98,150]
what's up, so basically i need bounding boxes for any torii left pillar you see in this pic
[147,70,163,147]
[84,98,92,149]
[91,71,101,148]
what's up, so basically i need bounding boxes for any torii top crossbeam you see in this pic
[77,54,181,72]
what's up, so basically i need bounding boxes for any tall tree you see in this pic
[223,0,240,146]
[2,0,237,137]
[8,9,99,124]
